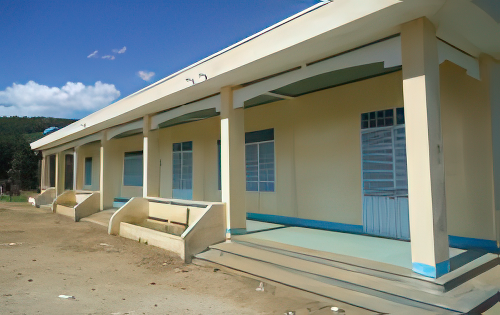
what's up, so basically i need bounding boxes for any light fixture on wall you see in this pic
[199,73,207,81]
[81,123,86,128]
[186,78,195,85]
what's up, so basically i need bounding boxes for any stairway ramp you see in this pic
[195,241,498,314]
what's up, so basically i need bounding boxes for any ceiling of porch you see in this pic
[157,108,219,129]
[244,62,402,108]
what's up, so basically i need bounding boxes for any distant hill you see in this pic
[0,116,76,187]
[0,116,75,137]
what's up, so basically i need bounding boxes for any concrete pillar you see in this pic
[401,17,449,278]
[220,86,246,238]
[146,129,160,198]
[73,147,78,191]
[481,55,500,247]
[40,155,46,190]
[55,153,61,195]
[99,132,111,210]
[143,115,150,198]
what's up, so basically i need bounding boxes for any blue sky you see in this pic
[0,0,319,119]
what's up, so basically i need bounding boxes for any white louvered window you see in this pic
[361,108,407,196]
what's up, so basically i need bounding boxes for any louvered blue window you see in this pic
[84,157,92,186]
[123,151,143,186]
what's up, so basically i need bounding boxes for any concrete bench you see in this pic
[52,190,100,222]
[109,197,226,262]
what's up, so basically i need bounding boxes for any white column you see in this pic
[73,147,78,191]
[220,86,247,238]
[55,153,61,195]
[401,17,450,278]
[143,115,150,198]
[40,154,46,190]
[99,132,109,210]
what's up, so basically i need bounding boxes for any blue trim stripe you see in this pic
[449,235,499,253]
[247,213,500,253]
[412,260,450,278]
[247,213,363,234]
[227,228,247,235]
[113,202,128,209]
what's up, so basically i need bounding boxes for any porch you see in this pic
[195,221,500,314]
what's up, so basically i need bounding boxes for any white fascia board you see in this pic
[31,0,402,151]
[233,35,402,107]
[42,132,103,156]
[151,94,221,129]
[107,119,144,141]
[438,39,480,80]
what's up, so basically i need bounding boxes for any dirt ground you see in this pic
[0,202,319,315]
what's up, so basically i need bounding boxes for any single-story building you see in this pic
[31,0,500,312]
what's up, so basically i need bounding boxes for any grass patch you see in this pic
[0,191,36,203]
[0,195,28,202]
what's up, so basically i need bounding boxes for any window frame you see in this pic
[361,108,404,130]
[172,141,193,192]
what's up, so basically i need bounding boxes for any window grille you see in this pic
[123,151,143,186]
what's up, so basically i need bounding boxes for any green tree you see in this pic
[9,137,40,190]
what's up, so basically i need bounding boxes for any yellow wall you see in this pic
[103,134,144,205]
[150,65,496,241]
[244,71,404,225]
[440,61,496,240]
[76,141,100,191]
[158,117,221,202]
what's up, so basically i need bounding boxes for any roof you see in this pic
[31,0,500,151]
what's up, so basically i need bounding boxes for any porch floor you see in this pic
[242,224,463,270]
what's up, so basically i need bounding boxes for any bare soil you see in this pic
[0,202,316,315]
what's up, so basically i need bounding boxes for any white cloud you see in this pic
[137,71,155,81]
[113,46,126,54]
[102,55,115,60]
[0,81,120,118]
[87,50,98,58]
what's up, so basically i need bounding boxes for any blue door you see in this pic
[361,110,410,240]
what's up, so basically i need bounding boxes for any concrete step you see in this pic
[195,248,457,314]
[233,235,499,293]
[210,242,480,313]
[80,208,117,228]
